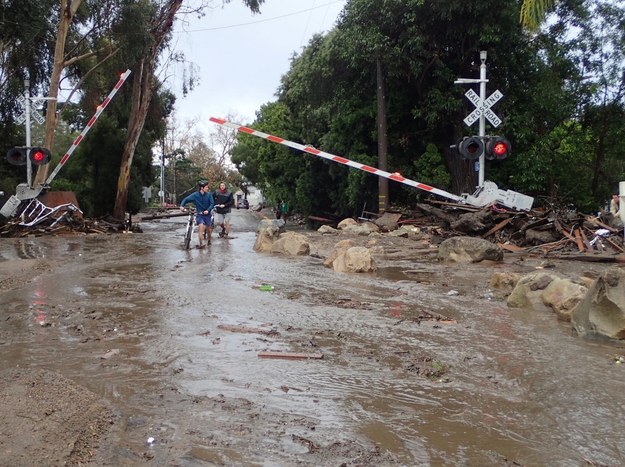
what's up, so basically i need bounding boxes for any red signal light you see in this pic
[28,147,52,165]
[485,137,511,160]
[493,142,507,156]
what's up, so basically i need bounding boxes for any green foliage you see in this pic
[414,144,452,191]
[229,0,625,217]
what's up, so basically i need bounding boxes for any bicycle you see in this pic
[183,208,196,250]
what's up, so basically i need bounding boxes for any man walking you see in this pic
[179,180,215,248]
[213,181,234,237]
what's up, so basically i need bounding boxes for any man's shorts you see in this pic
[195,213,213,226]
[214,212,231,225]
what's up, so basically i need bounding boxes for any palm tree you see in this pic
[520,0,554,31]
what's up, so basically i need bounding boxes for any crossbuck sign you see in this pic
[16,94,45,125]
[463,89,503,127]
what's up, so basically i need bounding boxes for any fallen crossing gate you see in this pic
[209,117,533,211]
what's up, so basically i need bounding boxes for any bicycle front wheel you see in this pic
[183,221,193,249]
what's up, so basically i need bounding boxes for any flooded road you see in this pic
[1,209,624,466]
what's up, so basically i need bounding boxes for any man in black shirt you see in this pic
[213,181,234,237]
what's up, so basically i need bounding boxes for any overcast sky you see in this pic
[169,0,347,132]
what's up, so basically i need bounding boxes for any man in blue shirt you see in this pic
[180,180,215,248]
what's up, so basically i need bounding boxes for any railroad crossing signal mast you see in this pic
[450,51,531,210]
[1,70,132,219]
[454,50,510,188]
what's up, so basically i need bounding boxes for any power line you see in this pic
[299,0,316,49]
[177,0,344,34]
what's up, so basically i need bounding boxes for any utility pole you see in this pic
[160,139,166,207]
[376,58,389,213]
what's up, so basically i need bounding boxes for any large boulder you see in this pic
[507,272,559,309]
[541,278,587,321]
[388,225,423,239]
[254,221,283,252]
[337,218,358,229]
[374,212,402,232]
[572,269,625,340]
[450,210,490,234]
[507,272,587,321]
[337,246,376,273]
[270,232,310,256]
[317,225,339,235]
[490,271,521,290]
[437,236,503,263]
[342,224,377,236]
[324,240,376,273]
[256,218,284,232]
[323,239,354,268]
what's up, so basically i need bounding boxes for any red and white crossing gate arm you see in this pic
[45,69,132,186]
[209,117,463,203]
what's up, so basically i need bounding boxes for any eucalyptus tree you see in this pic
[31,0,130,186]
[112,0,265,219]
[2,0,265,219]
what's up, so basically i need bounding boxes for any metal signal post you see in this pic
[16,79,57,189]
[455,50,504,188]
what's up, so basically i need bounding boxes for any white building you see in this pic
[234,185,264,209]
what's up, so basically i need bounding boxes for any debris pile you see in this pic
[0,197,130,236]
[403,200,625,259]
[0,212,129,237]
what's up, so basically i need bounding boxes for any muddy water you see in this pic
[1,209,624,466]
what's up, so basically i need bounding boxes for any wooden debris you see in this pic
[258,351,324,360]
[573,228,584,252]
[482,217,512,238]
[409,201,624,257]
[580,229,593,251]
[3,192,623,261]
[546,254,625,263]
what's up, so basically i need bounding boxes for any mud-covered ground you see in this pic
[1,209,624,466]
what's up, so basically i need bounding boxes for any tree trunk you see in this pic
[112,0,183,220]
[447,124,477,195]
[590,108,610,199]
[113,60,151,220]
[33,0,83,186]
[376,58,389,213]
